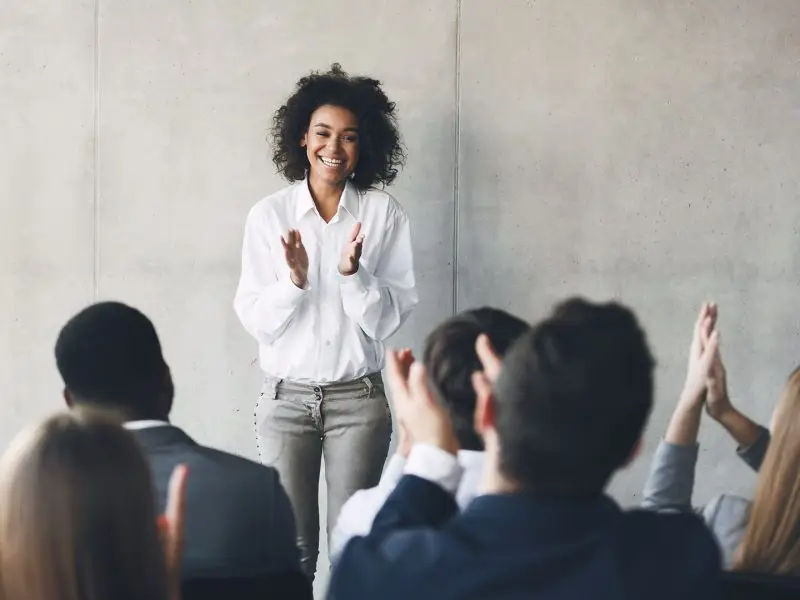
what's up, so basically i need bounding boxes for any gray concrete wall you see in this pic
[2,0,800,595]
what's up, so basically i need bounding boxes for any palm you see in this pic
[281,229,308,285]
[339,222,364,276]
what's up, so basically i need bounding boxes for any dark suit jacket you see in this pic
[328,475,722,600]
[131,425,302,579]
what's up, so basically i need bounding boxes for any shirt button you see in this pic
[325,340,331,346]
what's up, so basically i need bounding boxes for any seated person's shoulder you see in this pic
[182,443,279,482]
[623,507,721,565]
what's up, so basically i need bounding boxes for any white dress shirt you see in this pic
[330,446,485,560]
[234,180,418,384]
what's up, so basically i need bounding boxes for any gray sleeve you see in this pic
[641,440,700,512]
[736,426,770,473]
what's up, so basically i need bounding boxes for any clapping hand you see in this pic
[470,334,503,403]
[159,464,188,600]
[338,222,365,276]
[385,349,459,456]
[393,349,416,458]
[680,302,720,408]
[703,307,732,421]
[281,229,309,288]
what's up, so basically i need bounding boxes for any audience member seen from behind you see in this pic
[330,308,529,559]
[328,298,722,600]
[54,302,306,587]
[643,302,800,574]
[0,410,186,600]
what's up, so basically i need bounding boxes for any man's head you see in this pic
[423,308,529,451]
[55,302,173,421]
[477,297,655,496]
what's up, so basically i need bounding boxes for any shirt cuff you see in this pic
[272,277,309,307]
[379,454,407,488]
[404,444,463,496]
[339,265,377,295]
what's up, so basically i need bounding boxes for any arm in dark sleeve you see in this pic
[327,475,458,600]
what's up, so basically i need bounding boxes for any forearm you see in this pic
[664,395,704,446]
[339,268,417,341]
[716,407,762,449]
[234,278,307,343]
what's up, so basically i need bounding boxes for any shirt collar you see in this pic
[457,449,485,471]
[295,178,360,222]
[123,419,171,431]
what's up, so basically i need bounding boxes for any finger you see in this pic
[164,464,188,572]
[385,349,411,402]
[699,330,720,371]
[349,222,362,242]
[397,348,413,367]
[471,371,493,405]
[690,302,709,357]
[475,334,503,381]
[294,230,304,248]
[700,315,714,346]
[355,233,365,246]
[408,362,437,407]
[280,234,289,250]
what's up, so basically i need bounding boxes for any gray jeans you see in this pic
[254,373,392,579]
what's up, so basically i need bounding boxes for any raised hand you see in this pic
[471,334,503,404]
[160,464,188,600]
[338,222,364,276]
[680,302,719,407]
[704,308,733,421]
[393,348,415,458]
[281,229,309,288]
[386,349,459,456]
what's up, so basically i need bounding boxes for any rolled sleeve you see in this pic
[642,440,699,511]
[736,425,770,473]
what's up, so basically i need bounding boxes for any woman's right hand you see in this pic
[281,229,309,288]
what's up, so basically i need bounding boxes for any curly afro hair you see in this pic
[271,63,406,191]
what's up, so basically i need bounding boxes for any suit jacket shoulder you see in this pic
[134,427,300,577]
[620,509,722,597]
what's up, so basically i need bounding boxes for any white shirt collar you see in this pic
[457,449,485,470]
[295,178,360,222]
[123,420,171,431]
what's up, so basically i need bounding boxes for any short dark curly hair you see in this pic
[271,63,405,191]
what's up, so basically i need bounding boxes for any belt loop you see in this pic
[361,376,374,398]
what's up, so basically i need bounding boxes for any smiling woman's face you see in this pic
[301,104,360,187]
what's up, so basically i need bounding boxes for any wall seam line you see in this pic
[92,0,101,299]
[452,0,462,315]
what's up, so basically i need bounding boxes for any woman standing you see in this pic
[234,64,417,579]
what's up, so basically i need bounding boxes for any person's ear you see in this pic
[63,388,74,409]
[300,132,307,148]
[472,372,496,436]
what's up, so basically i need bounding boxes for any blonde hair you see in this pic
[734,366,800,574]
[0,409,169,600]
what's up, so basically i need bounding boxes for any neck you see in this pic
[479,445,522,495]
[307,174,345,221]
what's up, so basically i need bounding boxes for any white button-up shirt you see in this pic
[234,180,418,383]
[330,448,485,561]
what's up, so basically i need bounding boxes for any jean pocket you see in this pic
[260,377,281,400]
